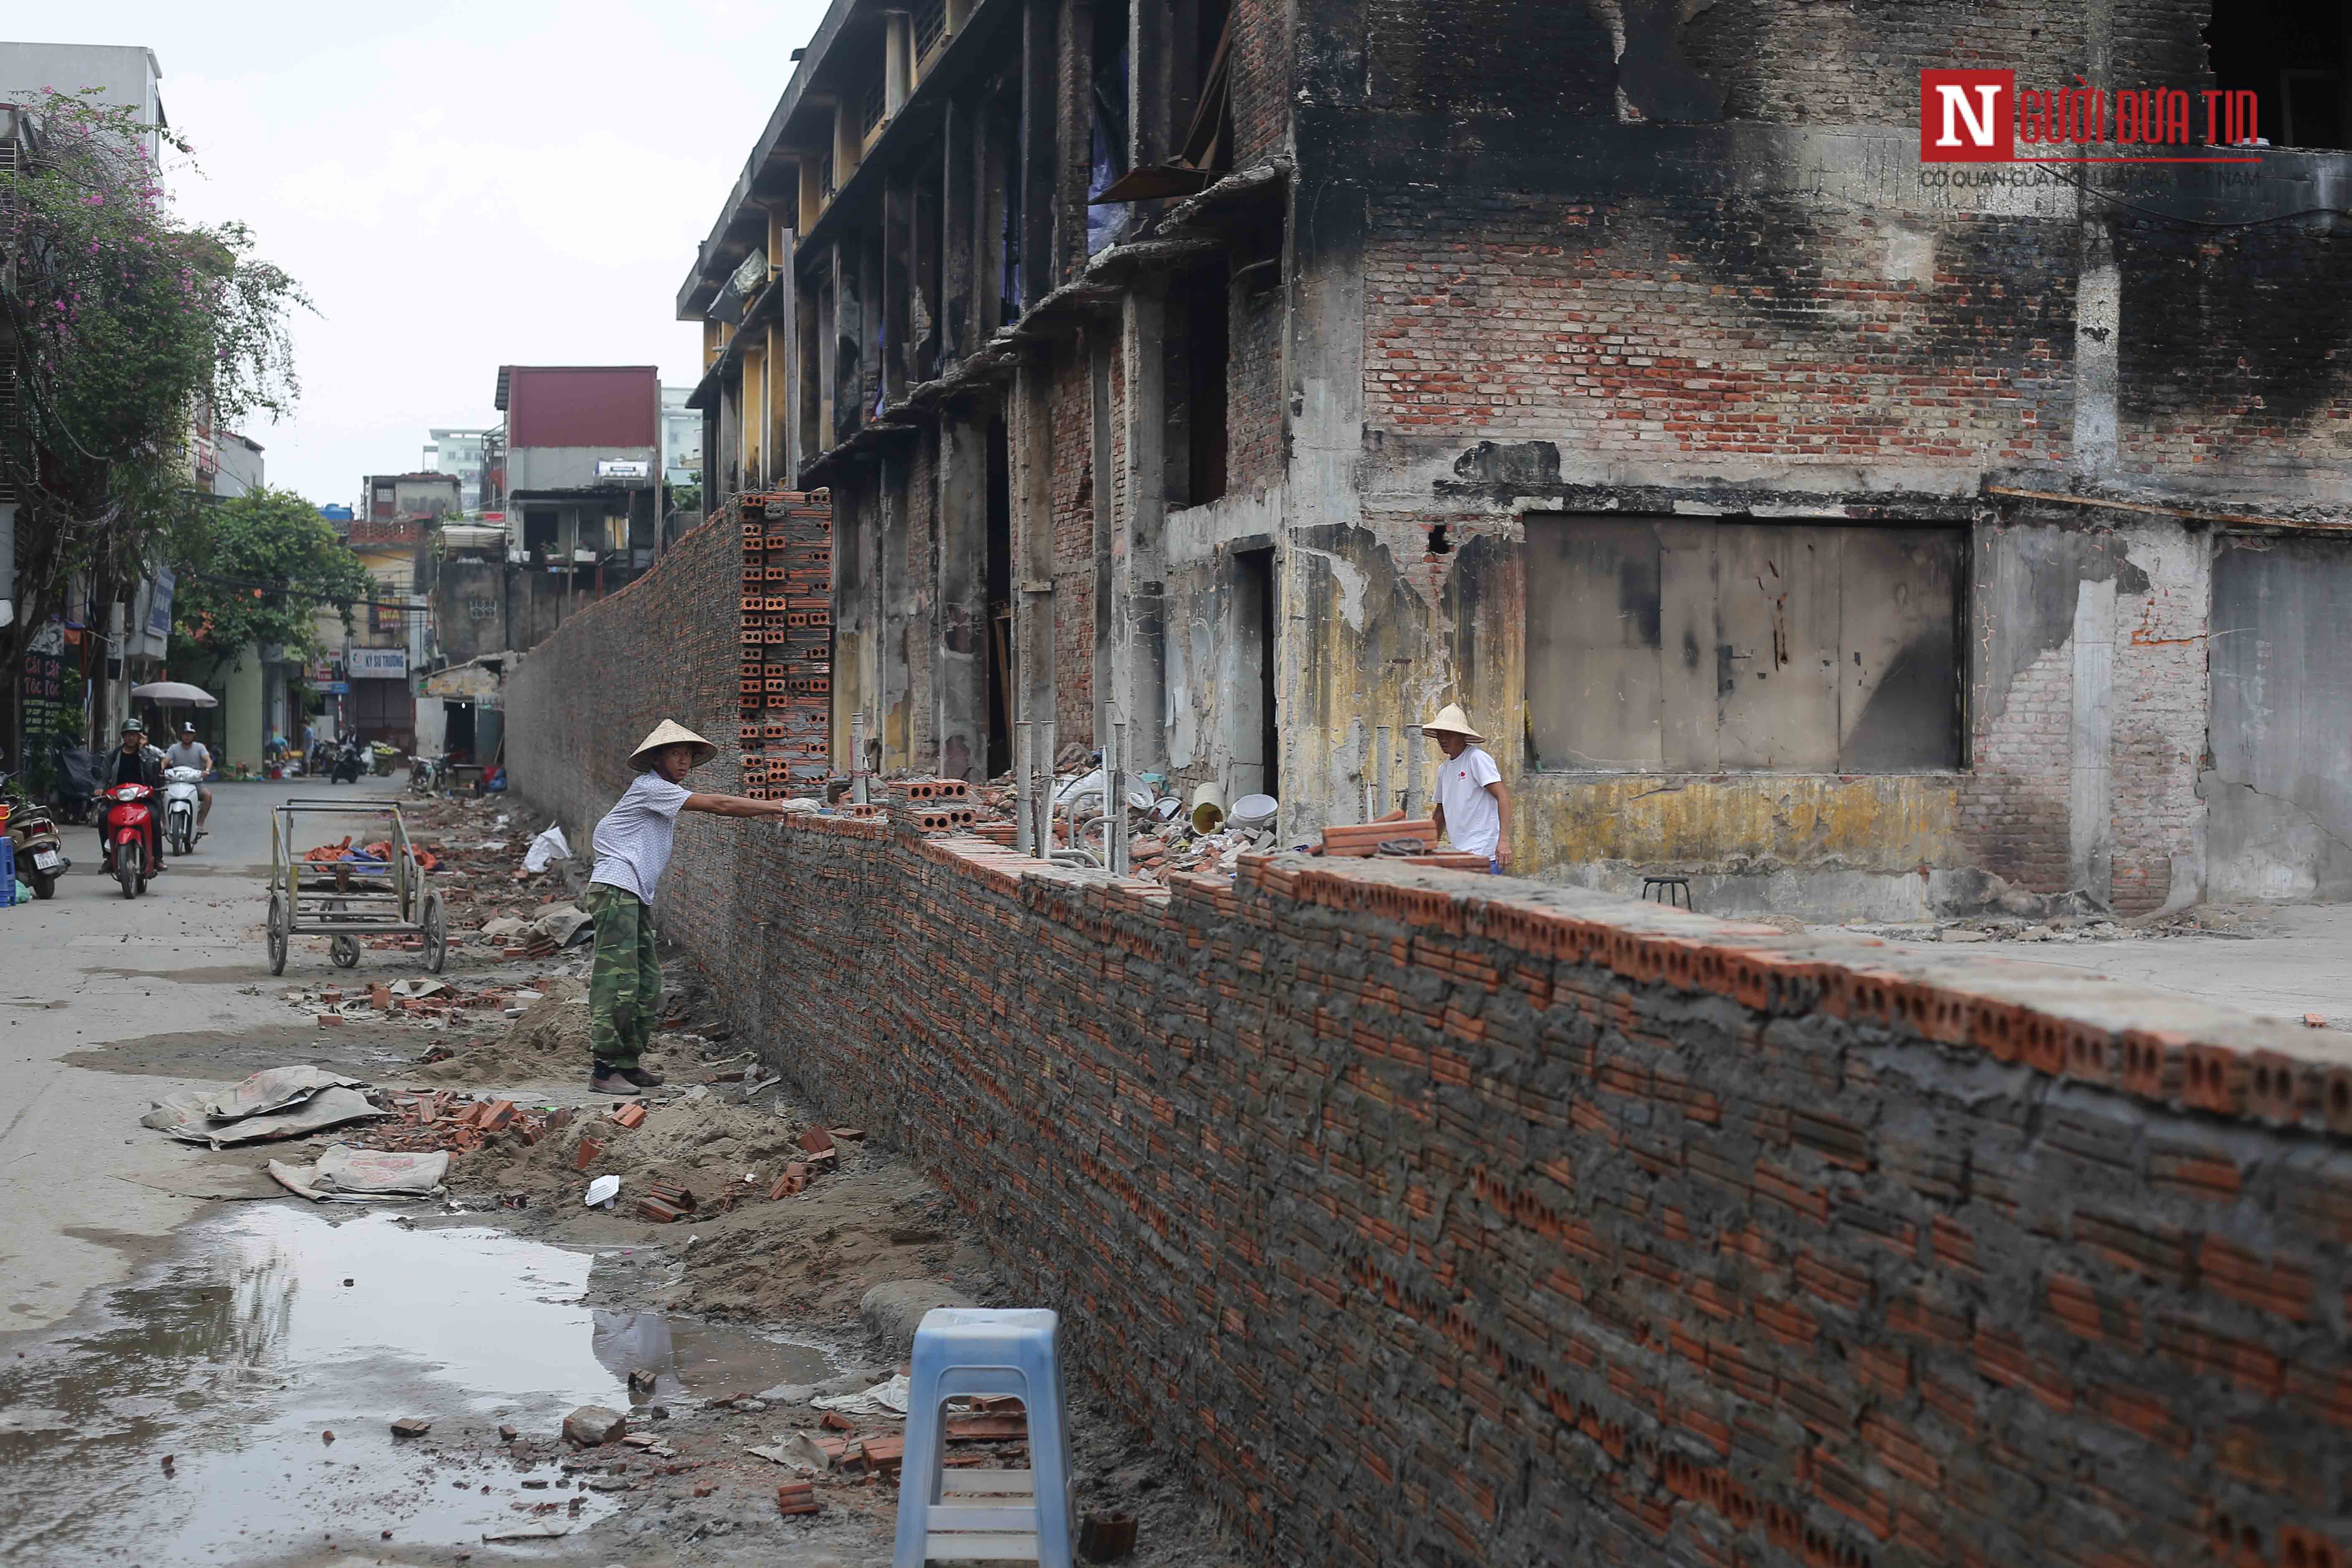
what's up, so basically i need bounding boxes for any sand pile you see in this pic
[408,980,685,1086]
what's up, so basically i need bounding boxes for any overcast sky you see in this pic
[12,3,827,509]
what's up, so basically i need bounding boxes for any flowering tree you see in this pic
[0,90,310,693]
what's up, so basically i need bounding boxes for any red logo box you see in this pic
[1919,69,2014,162]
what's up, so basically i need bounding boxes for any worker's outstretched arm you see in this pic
[683,793,788,818]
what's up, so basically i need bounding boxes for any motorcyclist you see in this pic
[101,720,167,873]
[165,722,213,837]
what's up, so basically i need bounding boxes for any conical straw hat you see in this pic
[1423,703,1486,744]
[628,719,717,770]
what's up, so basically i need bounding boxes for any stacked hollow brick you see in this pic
[511,526,2352,1568]
[734,490,833,797]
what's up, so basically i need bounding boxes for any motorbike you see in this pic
[409,756,445,796]
[330,740,365,785]
[0,772,68,899]
[100,782,157,898]
[52,745,99,826]
[163,765,204,857]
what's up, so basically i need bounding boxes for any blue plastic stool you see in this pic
[892,1307,1074,1567]
[0,836,15,905]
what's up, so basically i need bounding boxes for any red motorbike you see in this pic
[101,782,157,898]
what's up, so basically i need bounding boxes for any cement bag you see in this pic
[523,823,570,873]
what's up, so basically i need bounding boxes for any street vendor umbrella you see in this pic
[128,681,219,708]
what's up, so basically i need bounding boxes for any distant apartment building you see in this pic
[0,41,166,160]
[424,427,491,515]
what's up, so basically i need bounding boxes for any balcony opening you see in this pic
[1227,545,1279,801]
[2207,0,2351,147]
[1164,261,1230,508]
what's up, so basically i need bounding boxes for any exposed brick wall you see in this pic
[2107,521,2208,916]
[2118,223,2352,483]
[512,531,2352,1568]
[1956,644,2074,893]
[1228,275,1284,494]
[1362,188,2075,466]
[1367,0,1617,117]
[1228,0,1289,165]
[1682,0,2208,125]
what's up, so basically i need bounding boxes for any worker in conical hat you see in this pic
[1423,703,1513,872]
[584,720,787,1096]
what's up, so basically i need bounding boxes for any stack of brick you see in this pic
[735,489,833,798]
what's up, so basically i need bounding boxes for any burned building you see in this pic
[678,0,2352,918]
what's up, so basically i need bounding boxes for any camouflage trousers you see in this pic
[585,884,660,1070]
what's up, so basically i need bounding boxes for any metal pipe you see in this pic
[1015,721,1033,856]
[1110,714,1129,875]
[850,712,869,805]
[1376,724,1392,818]
[1403,724,1424,819]
[1035,719,1057,855]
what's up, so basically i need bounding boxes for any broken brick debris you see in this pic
[390,1417,431,1439]
[612,1102,648,1130]
[635,1197,686,1224]
[796,1125,835,1154]
[776,1479,820,1515]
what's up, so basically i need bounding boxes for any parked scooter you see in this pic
[330,738,365,785]
[100,782,157,898]
[409,756,445,796]
[163,765,204,857]
[0,770,69,899]
[52,745,99,826]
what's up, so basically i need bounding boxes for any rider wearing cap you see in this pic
[582,720,790,1097]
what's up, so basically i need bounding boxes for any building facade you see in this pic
[676,0,2352,919]
[423,427,491,515]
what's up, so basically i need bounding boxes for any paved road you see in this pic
[0,775,418,1341]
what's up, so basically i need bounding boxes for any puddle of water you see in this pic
[0,1206,833,1565]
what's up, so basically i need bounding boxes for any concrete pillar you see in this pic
[1117,279,1168,775]
[880,450,912,770]
[882,175,913,410]
[2071,576,2116,903]
[1010,360,1056,785]
[1017,0,1057,310]
[2072,214,2120,481]
[1089,329,1115,745]
[940,94,976,369]
[936,403,990,781]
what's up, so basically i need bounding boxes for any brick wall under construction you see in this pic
[510,528,2352,1568]
[732,490,833,795]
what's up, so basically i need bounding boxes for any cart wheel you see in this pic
[423,890,448,974]
[267,894,289,976]
[330,934,361,968]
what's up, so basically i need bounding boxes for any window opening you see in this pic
[2205,0,2350,147]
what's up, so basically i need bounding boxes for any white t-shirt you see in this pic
[1436,744,1504,858]
[588,773,693,904]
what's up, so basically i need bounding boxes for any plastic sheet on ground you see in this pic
[202,1065,362,1121]
[523,823,569,873]
[267,1145,449,1202]
[152,1086,387,1148]
[810,1371,910,1418]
